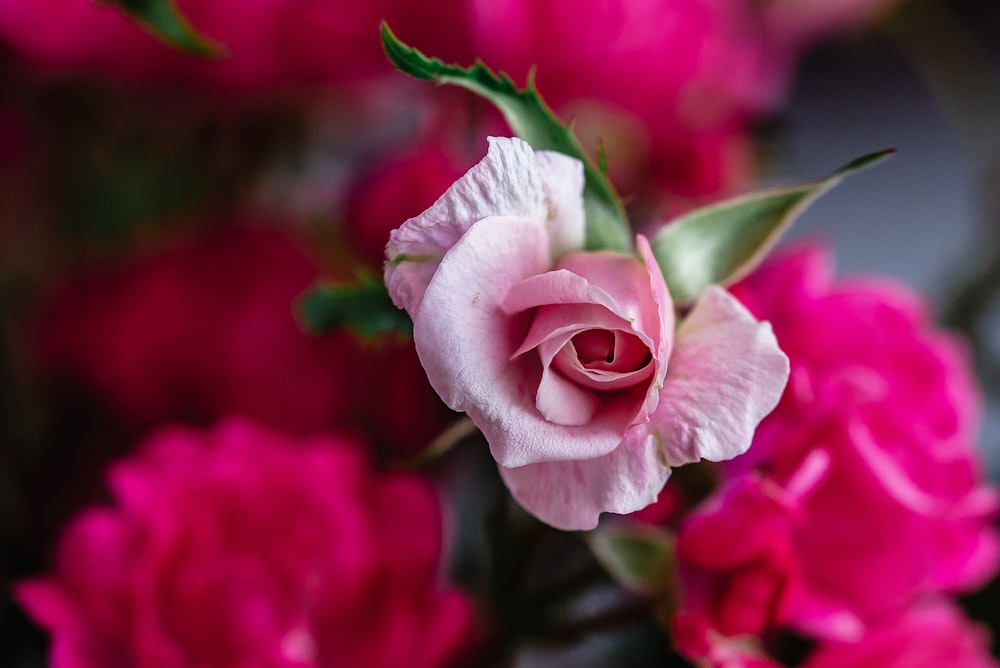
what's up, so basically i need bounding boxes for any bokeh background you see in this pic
[2,0,999,664]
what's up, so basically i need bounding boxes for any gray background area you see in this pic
[773,34,1000,475]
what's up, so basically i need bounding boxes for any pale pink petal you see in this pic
[413,215,626,467]
[511,301,636,357]
[628,285,789,467]
[385,136,584,315]
[503,269,636,322]
[535,366,601,425]
[637,235,675,415]
[534,149,587,257]
[499,436,671,531]
[556,250,661,336]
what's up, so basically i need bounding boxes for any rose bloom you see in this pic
[16,419,475,668]
[37,226,454,455]
[385,136,788,530]
[717,245,1000,638]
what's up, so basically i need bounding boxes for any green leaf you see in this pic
[381,22,631,253]
[587,523,676,598]
[298,275,413,339]
[97,0,227,57]
[650,149,895,304]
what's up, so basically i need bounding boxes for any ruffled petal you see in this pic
[386,136,584,315]
[628,285,789,467]
[499,436,671,531]
[413,215,626,467]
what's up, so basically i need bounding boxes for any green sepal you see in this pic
[650,150,895,304]
[298,274,413,339]
[97,0,227,57]
[380,23,631,253]
[587,522,676,598]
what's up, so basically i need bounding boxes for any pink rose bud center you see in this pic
[504,249,664,430]
[552,327,654,391]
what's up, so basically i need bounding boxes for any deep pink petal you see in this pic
[630,286,789,466]
[499,435,671,531]
[413,215,625,467]
[386,137,584,315]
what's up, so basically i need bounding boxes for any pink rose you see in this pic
[15,419,476,668]
[725,244,1000,638]
[385,136,789,530]
[804,602,998,668]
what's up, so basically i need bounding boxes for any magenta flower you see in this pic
[0,0,465,92]
[37,226,455,455]
[385,136,789,530]
[722,244,1000,639]
[803,602,998,668]
[463,0,781,199]
[16,419,475,668]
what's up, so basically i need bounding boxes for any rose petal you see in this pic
[386,136,584,315]
[637,235,675,419]
[628,285,789,467]
[503,269,639,324]
[499,435,671,531]
[556,249,664,338]
[534,149,587,257]
[535,367,601,425]
[511,300,636,357]
[413,215,628,467]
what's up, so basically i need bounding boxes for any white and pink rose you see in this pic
[385,136,789,530]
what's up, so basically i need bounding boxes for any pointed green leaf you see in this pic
[650,150,895,304]
[381,23,630,253]
[298,275,412,339]
[98,0,227,57]
[587,523,676,597]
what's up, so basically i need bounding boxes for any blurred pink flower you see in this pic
[16,418,476,668]
[344,146,469,269]
[464,0,780,200]
[672,611,784,668]
[721,244,1000,639]
[675,463,820,638]
[803,602,998,668]
[37,225,454,455]
[0,0,467,92]
[761,0,906,61]
[385,136,788,530]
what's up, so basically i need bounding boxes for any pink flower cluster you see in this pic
[0,0,902,204]
[0,0,468,91]
[670,245,999,665]
[16,419,475,668]
[37,226,454,455]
